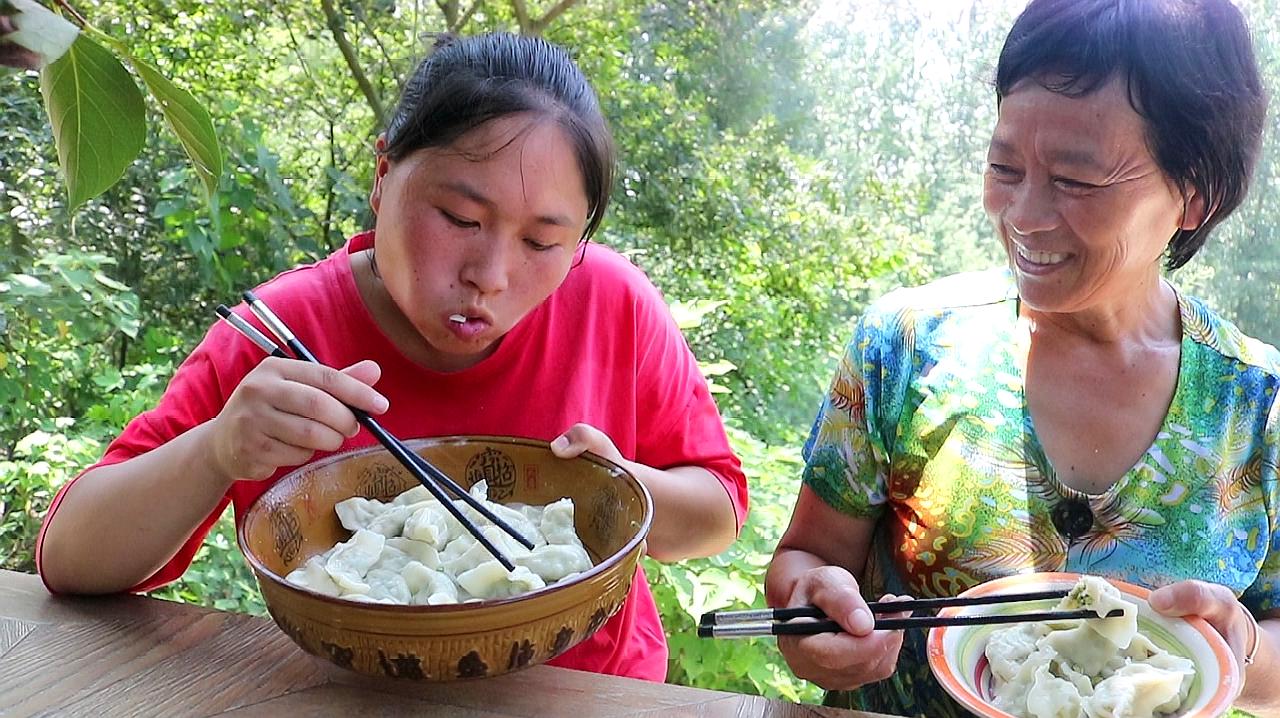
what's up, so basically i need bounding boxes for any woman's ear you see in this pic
[1179,185,1209,231]
[370,135,390,215]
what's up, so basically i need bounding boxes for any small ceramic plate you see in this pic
[925,572,1240,718]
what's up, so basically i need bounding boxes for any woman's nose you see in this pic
[459,237,510,295]
[1003,182,1058,236]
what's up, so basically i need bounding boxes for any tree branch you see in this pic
[51,0,89,27]
[451,1,482,33]
[321,0,386,128]
[531,0,579,34]
[435,0,458,28]
[510,0,532,34]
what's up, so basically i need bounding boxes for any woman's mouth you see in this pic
[1013,243,1070,274]
[445,313,490,339]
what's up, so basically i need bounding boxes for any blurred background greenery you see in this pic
[3,0,1278,710]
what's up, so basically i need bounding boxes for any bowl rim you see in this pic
[925,571,1241,718]
[236,434,654,612]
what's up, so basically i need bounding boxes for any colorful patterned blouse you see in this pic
[801,268,1280,717]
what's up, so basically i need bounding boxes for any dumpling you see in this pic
[324,529,385,594]
[985,575,1194,718]
[334,497,385,533]
[1027,662,1086,718]
[285,555,342,597]
[1084,664,1188,718]
[1058,575,1138,649]
[364,567,412,603]
[385,537,441,569]
[404,561,459,605]
[1043,625,1116,676]
[516,542,592,582]
[404,503,452,547]
[540,498,582,546]
[302,484,595,607]
[985,623,1045,682]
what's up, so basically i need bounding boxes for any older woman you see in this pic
[765,0,1280,715]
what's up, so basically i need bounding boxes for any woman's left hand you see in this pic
[1149,579,1256,669]
[550,422,626,465]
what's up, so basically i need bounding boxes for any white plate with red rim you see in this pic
[925,571,1240,718]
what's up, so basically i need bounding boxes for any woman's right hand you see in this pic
[207,358,388,483]
[775,565,910,690]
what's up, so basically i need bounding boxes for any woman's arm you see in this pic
[39,358,387,595]
[550,423,737,561]
[39,421,236,594]
[763,485,908,690]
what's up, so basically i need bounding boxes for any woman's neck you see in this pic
[1023,274,1181,349]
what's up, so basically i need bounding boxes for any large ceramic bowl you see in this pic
[238,436,652,681]
[926,572,1240,718]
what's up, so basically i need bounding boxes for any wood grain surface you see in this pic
[0,570,900,718]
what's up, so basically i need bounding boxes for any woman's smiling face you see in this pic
[369,114,590,371]
[983,76,1203,314]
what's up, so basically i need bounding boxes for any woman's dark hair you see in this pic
[995,0,1267,270]
[384,33,615,242]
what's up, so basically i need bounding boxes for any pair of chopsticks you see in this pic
[217,290,532,571]
[698,589,1124,637]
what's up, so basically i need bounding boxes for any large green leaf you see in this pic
[38,33,145,212]
[129,57,222,202]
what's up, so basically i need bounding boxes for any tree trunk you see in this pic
[321,0,387,128]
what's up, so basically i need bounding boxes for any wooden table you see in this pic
[0,570,897,717]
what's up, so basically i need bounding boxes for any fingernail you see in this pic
[374,395,389,413]
[851,608,873,633]
[551,436,569,451]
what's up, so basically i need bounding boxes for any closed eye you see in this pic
[1053,177,1102,192]
[525,238,556,252]
[987,163,1022,181]
[441,209,479,229]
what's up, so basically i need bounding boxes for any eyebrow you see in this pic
[441,180,576,228]
[988,139,1108,174]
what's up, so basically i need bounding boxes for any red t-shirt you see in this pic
[37,232,747,681]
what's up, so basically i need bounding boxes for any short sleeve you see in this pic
[629,282,748,533]
[1242,392,1280,614]
[801,308,904,520]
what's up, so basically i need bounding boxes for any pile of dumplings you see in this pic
[984,576,1195,718]
[285,480,594,604]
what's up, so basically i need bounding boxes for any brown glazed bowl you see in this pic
[238,435,652,681]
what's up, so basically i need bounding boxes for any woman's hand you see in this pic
[207,358,388,483]
[550,422,625,465]
[775,565,911,690]
[1149,579,1257,672]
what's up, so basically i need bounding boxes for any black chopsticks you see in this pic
[216,293,534,571]
[697,590,1124,637]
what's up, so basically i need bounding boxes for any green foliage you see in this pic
[0,423,101,571]
[646,424,819,703]
[38,33,145,212]
[6,0,1280,710]
[149,514,266,616]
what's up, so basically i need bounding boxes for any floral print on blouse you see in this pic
[802,268,1280,718]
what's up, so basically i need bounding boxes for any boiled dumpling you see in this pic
[516,542,592,582]
[294,483,595,606]
[1059,575,1138,649]
[540,498,581,546]
[334,497,385,533]
[1027,662,1086,718]
[1084,663,1189,718]
[324,529,385,594]
[285,555,341,597]
[985,575,1195,718]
